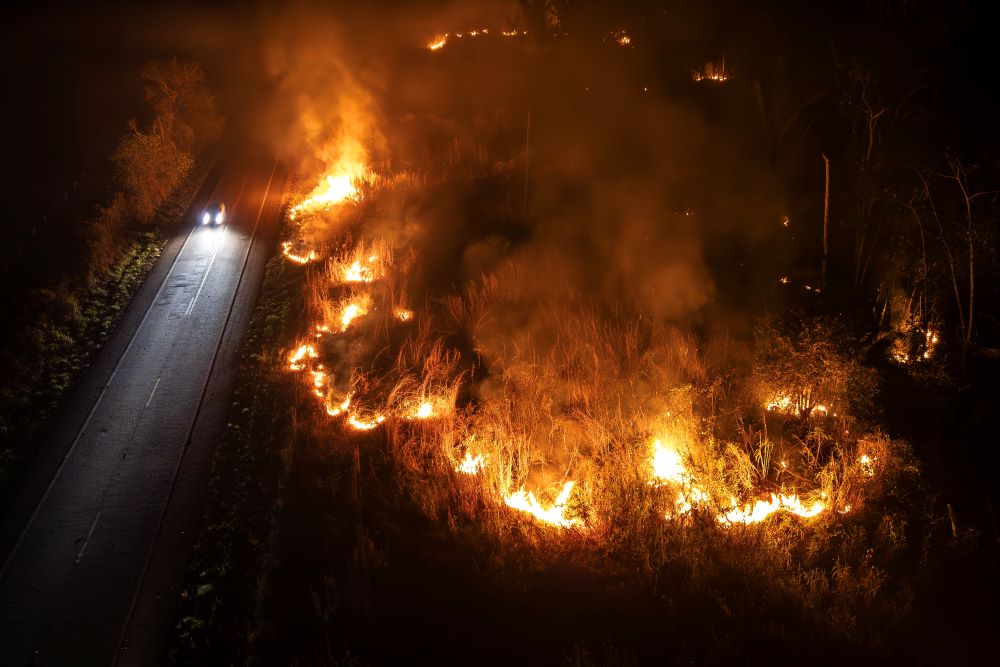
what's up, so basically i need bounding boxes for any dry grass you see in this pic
[267,142,934,662]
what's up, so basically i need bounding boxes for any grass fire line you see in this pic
[280,164,884,533]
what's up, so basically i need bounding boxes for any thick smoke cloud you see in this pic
[243,1,783,330]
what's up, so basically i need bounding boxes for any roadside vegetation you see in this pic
[0,58,222,488]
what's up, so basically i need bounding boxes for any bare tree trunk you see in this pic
[822,153,830,291]
[917,172,966,337]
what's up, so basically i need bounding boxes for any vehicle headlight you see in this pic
[202,212,211,224]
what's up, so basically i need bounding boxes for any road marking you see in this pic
[183,228,226,318]
[0,157,235,582]
[114,156,282,665]
[74,511,102,564]
[144,378,161,408]
[184,173,250,318]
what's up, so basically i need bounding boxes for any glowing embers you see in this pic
[859,453,876,478]
[282,241,320,265]
[288,344,318,371]
[605,29,631,46]
[394,308,413,322]
[290,172,363,220]
[692,57,730,83]
[504,481,581,528]
[426,28,526,51]
[891,326,940,365]
[718,493,826,525]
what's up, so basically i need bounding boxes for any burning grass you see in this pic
[259,117,940,662]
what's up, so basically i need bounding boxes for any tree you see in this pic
[113,120,193,224]
[141,59,223,154]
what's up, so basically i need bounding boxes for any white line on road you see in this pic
[0,158,234,582]
[184,173,250,318]
[145,378,161,408]
[75,511,102,564]
[114,156,281,666]
[184,227,226,318]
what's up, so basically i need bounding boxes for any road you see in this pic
[0,147,287,666]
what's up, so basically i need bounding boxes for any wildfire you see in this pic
[504,481,581,528]
[290,173,362,220]
[347,413,386,431]
[339,297,371,331]
[649,439,710,515]
[394,308,413,322]
[692,56,729,82]
[650,439,687,484]
[288,344,318,371]
[719,493,826,524]
[282,241,320,265]
[325,393,352,418]
[455,451,485,475]
[310,368,327,397]
[859,453,875,477]
[427,28,526,51]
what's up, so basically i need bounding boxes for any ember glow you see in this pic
[692,57,730,82]
[426,28,525,51]
[504,481,581,528]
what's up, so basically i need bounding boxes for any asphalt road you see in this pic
[0,147,287,666]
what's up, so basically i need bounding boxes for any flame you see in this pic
[427,28,525,51]
[414,401,434,419]
[282,241,319,265]
[859,453,875,477]
[765,395,793,412]
[310,368,327,397]
[692,57,729,83]
[394,308,413,322]
[504,481,581,528]
[290,172,362,220]
[650,439,687,484]
[325,393,352,417]
[339,297,370,332]
[455,451,485,475]
[719,493,826,524]
[288,344,318,371]
[649,439,710,516]
[347,413,386,431]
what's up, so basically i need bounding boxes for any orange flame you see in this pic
[288,344,318,371]
[505,481,581,528]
